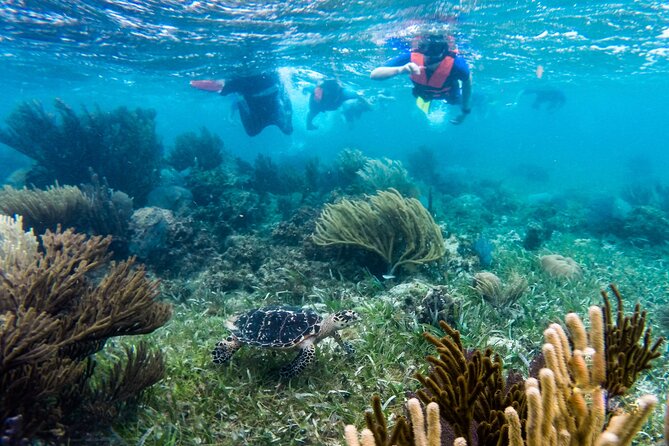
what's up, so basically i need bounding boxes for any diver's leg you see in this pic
[274,90,293,135]
[238,99,262,136]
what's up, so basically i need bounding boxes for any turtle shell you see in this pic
[231,306,322,348]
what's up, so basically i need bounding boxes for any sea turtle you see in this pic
[212,306,360,379]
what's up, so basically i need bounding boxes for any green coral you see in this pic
[312,188,446,276]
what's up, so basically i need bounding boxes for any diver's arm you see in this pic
[370,63,420,80]
[450,74,473,125]
[461,74,472,113]
[306,109,319,130]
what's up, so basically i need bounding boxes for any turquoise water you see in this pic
[2,0,668,194]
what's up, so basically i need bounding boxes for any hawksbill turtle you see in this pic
[211,306,360,379]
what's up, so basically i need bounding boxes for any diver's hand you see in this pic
[400,62,421,76]
[449,113,467,125]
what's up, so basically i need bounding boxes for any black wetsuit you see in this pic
[220,73,293,136]
[307,80,365,129]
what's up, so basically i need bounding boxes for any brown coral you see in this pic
[601,284,664,397]
[0,220,171,441]
[539,254,582,280]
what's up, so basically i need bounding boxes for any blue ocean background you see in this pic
[2,0,668,196]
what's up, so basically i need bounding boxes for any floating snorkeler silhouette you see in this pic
[191,72,293,137]
[518,87,566,112]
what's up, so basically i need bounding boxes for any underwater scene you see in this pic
[1,0,669,445]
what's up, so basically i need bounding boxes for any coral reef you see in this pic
[539,254,582,281]
[345,286,663,446]
[0,180,132,252]
[601,285,664,398]
[472,272,527,311]
[356,158,419,198]
[168,127,224,171]
[504,306,657,446]
[472,236,494,268]
[522,221,552,251]
[621,205,669,246]
[415,321,526,445]
[0,99,162,204]
[345,398,443,446]
[332,148,370,190]
[0,215,171,442]
[0,184,89,234]
[251,154,304,196]
[312,188,445,276]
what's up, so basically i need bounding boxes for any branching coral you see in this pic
[0,99,161,204]
[312,188,445,276]
[354,394,412,445]
[0,215,171,442]
[345,398,444,446]
[357,158,419,198]
[168,127,224,171]
[472,272,528,311]
[344,286,663,446]
[0,214,38,270]
[504,307,658,446]
[601,284,664,397]
[0,179,132,247]
[415,321,526,445]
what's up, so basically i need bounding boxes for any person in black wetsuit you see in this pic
[306,80,370,130]
[190,72,293,136]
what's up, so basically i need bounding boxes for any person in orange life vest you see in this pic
[306,79,370,130]
[370,34,472,125]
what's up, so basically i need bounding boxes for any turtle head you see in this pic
[330,310,360,329]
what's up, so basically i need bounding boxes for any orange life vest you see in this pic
[409,52,455,100]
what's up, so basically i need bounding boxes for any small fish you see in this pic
[382,274,396,280]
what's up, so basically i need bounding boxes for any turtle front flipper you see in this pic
[211,336,241,365]
[333,331,355,355]
[280,342,316,379]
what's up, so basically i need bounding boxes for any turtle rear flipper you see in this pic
[211,337,241,365]
[280,343,316,379]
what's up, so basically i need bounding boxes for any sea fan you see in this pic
[540,254,582,280]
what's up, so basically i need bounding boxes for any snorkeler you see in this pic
[519,87,566,112]
[190,72,293,137]
[307,80,371,130]
[370,34,472,125]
